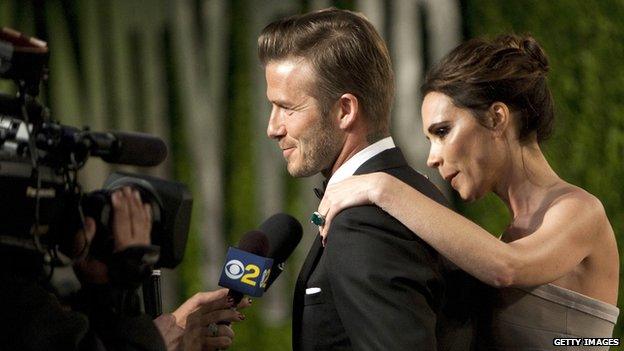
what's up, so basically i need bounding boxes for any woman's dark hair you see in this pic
[422,34,554,143]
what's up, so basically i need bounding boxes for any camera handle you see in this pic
[142,269,162,318]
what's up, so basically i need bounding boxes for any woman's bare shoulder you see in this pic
[546,182,609,231]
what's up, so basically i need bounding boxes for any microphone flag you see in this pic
[218,247,273,297]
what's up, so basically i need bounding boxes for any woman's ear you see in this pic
[337,93,359,130]
[488,101,511,137]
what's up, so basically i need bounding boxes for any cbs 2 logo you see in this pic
[225,260,271,287]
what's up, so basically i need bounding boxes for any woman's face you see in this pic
[421,92,505,202]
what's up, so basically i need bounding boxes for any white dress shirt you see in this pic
[326,136,395,187]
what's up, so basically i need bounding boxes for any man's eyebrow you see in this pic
[273,98,308,111]
[270,99,293,108]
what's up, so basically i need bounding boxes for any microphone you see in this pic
[218,230,273,304]
[88,131,168,167]
[35,124,169,167]
[217,214,302,305]
[260,213,303,291]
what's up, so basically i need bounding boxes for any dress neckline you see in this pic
[518,283,619,323]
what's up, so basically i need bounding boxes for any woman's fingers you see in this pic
[317,174,380,245]
[202,324,235,339]
[183,324,235,350]
[192,289,231,312]
[203,336,233,350]
[202,308,245,325]
[236,297,253,310]
[172,289,231,328]
[187,307,244,329]
[320,208,336,246]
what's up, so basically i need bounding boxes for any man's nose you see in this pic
[267,107,286,139]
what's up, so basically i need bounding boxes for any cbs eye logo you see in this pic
[225,259,264,287]
[225,260,245,280]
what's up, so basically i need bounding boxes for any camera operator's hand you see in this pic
[112,187,152,251]
[74,187,152,284]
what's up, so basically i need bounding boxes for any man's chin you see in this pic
[287,164,317,178]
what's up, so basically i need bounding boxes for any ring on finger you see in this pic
[208,322,219,337]
[310,211,326,226]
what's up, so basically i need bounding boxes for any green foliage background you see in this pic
[461,0,624,338]
[1,0,622,349]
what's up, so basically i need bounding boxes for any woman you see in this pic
[317,34,619,348]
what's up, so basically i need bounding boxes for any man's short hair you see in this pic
[258,8,394,142]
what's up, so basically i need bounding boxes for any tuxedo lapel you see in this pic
[292,235,323,348]
[295,236,323,294]
[353,147,408,176]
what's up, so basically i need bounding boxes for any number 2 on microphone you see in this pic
[241,264,260,286]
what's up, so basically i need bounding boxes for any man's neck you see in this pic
[321,136,395,187]
[321,139,369,179]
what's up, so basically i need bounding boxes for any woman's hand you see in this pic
[177,289,250,351]
[171,288,250,329]
[317,172,391,245]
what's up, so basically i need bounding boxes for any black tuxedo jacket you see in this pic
[292,147,475,351]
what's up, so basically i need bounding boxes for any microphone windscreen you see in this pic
[107,131,168,167]
[238,230,270,257]
[260,213,303,264]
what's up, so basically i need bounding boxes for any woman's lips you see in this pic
[445,172,459,188]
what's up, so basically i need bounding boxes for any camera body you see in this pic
[84,172,192,268]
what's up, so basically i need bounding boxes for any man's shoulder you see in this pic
[328,204,416,242]
[383,164,449,207]
[325,203,442,272]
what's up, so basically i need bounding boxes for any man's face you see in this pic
[265,59,343,177]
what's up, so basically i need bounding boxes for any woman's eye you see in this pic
[434,127,449,137]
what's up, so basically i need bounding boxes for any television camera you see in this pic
[0,27,192,283]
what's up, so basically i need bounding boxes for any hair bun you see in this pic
[519,36,549,73]
[495,34,549,74]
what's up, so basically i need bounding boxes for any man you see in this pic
[258,8,474,351]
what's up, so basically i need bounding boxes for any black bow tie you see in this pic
[313,179,329,200]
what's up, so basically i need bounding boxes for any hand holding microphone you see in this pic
[178,289,250,351]
[161,213,301,351]
[154,288,252,351]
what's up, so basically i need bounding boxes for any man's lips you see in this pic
[282,147,295,158]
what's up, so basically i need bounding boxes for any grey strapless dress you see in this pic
[478,283,619,350]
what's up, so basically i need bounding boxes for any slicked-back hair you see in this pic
[258,8,394,142]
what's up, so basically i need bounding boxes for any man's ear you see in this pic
[337,93,359,130]
[488,101,511,137]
